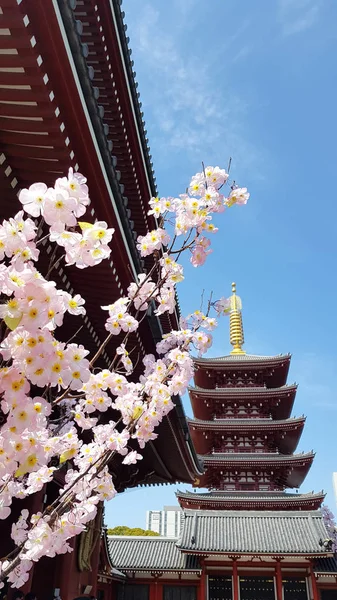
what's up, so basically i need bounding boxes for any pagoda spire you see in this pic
[229,282,246,355]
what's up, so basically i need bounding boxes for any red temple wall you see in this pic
[109,562,337,600]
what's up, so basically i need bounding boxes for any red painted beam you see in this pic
[199,563,206,600]
[4,155,70,174]
[0,88,51,103]
[0,72,47,87]
[0,130,69,148]
[0,117,62,133]
[232,560,239,600]
[275,560,283,600]
[0,36,35,49]
[86,56,112,66]
[0,0,24,6]
[79,15,102,25]
[2,143,69,160]
[0,14,29,29]
[0,103,55,118]
[310,563,320,600]
[0,54,38,68]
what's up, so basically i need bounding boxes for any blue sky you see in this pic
[105,0,337,528]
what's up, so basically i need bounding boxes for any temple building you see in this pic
[0,1,201,598]
[109,285,337,600]
[1,2,337,599]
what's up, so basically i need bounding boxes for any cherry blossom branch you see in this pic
[45,252,65,279]
[0,164,249,587]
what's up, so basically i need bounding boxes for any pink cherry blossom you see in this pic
[190,245,208,267]
[226,186,250,207]
[19,182,48,217]
[0,164,248,586]
[122,450,143,465]
[55,168,90,217]
[63,292,86,316]
[43,188,77,229]
[7,559,32,588]
[214,296,231,315]
[116,344,133,374]
[137,228,170,257]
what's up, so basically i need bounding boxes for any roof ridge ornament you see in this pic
[229,282,246,355]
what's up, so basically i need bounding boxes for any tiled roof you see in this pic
[189,384,297,396]
[177,510,329,555]
[193,354,291,364]
[112,0,157,195]
[108,536,201,572]
[314,556,337,573]
[199,451,314,464]
[188,416,305,429]
[111,566,126,579]
[177,490,324,502]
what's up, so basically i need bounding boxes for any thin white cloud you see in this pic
[172,0,197,18]
[232,45,252,64]
[127,3,262,178]
[279,0,320,36]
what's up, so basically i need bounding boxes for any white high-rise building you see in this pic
[333,473,337,507]
[146,506,182,538]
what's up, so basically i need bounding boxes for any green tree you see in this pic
[107,526,159,536]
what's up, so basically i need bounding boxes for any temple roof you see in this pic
[177,490,324,502]
[189,385,297,421]
[176,490,325,511]
[0,0,203,492]
[188,417,305,455]
[314,556,337,574]
[193,354,291,388]
[177,509,330,556]
[188,416,305,455]
[99,527,126,581]
[194,353,291,364]
[197,452,314,489]
[199,451,314,465]
[110,567,126,580]
[189,384,297,397]
[108,536,201,573]
[188,415,304,431]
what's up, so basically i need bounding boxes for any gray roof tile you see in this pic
[108,536,201,572]
[314,556,337,573]
[188,416,304,429]
[199,452,314,463]
[189,384,296,395]
[177,510,330,555]
[177,490,324,502]
[193,354,291,363]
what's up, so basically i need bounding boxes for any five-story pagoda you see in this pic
[177,283,324,513]
[174,284,328,600]
[109,284,334,600]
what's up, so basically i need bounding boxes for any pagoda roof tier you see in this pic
[188,416,305,455]
[193,354,291,389]
[176,490,325,511]
[177,509,330,557]
[189,385,297,421]
[197,452,314,489]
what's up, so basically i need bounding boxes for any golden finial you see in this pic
[229,282,246,355]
